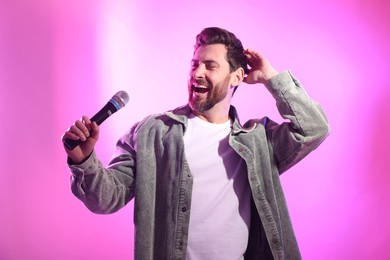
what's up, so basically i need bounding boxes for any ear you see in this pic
[231,67,245,87]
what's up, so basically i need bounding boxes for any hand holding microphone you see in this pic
[62,91,129,164]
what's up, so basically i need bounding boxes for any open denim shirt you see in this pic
[69,71,330,260]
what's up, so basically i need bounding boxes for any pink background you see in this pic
[1,0,389,259]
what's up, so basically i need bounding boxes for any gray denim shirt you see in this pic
[69,71,330,260]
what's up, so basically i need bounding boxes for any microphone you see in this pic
[63,90,129,150]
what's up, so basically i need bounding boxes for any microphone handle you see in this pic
[63,102,117,150]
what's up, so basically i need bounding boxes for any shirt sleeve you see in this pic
[69,128,137,214]
[263,70,330,174]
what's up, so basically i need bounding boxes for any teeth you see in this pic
[193,85,209,93]
[194,84,207,89]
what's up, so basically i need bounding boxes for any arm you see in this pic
[62,116,136,214]
[264,71,330,173]
[69,149,136,214]
[244,49,330,173]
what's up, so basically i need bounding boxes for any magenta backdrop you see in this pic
[1,0,389,259]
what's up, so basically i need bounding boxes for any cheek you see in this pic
[206,74,219,86]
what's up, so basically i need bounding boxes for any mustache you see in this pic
[192,79,209,86]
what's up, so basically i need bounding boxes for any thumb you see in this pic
[89,121,100,140]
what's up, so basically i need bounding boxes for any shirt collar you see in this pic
[165,104,256,134]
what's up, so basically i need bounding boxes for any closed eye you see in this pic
[205,61,219,70]
[206,65,217,70]
[191,60,199,69]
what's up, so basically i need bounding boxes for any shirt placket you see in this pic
[174,159,193,259]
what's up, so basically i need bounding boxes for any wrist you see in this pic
[67,152,92,165]
[264,68,279,82]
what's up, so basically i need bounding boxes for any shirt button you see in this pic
[182,207,187,212]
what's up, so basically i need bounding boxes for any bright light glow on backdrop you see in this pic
[0,0,389,259]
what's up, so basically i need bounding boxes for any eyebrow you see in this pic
[191,59,220,66]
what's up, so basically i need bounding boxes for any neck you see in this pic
[191,103,231,124]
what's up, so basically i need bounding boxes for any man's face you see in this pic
[188,44,235,113]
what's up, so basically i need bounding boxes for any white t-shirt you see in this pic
[184,115,251,260]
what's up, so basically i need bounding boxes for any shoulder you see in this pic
[131,104,189,133]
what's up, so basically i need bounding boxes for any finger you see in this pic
[244,49,254,58]
[245,49,263,59]
[81,115,93,134]
[246,57,257,68]
[244,48,256,53]
[244,50,262,66]
[244,48,259,56]
[89,121,100,139]
[244,49,255,59]
[81,115,91,125]
[74,120,91,138]
[61,131,80,142]
[68,124,89,141]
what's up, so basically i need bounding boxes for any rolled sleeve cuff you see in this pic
[265,70,304,98]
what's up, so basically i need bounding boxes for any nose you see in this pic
[193,64,205,79]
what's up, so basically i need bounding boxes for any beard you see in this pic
[189,75,231,113]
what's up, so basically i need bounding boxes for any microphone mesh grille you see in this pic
[111,91,129,109]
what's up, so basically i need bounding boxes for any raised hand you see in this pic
[243,49,279,85]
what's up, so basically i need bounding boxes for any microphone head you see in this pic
[110,90,129,110]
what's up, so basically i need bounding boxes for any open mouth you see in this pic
[194,87,209,93]
[192,84,209,93]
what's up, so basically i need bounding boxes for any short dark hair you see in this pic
[194,27,249,74]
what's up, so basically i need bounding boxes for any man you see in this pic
[62,27,330,260]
